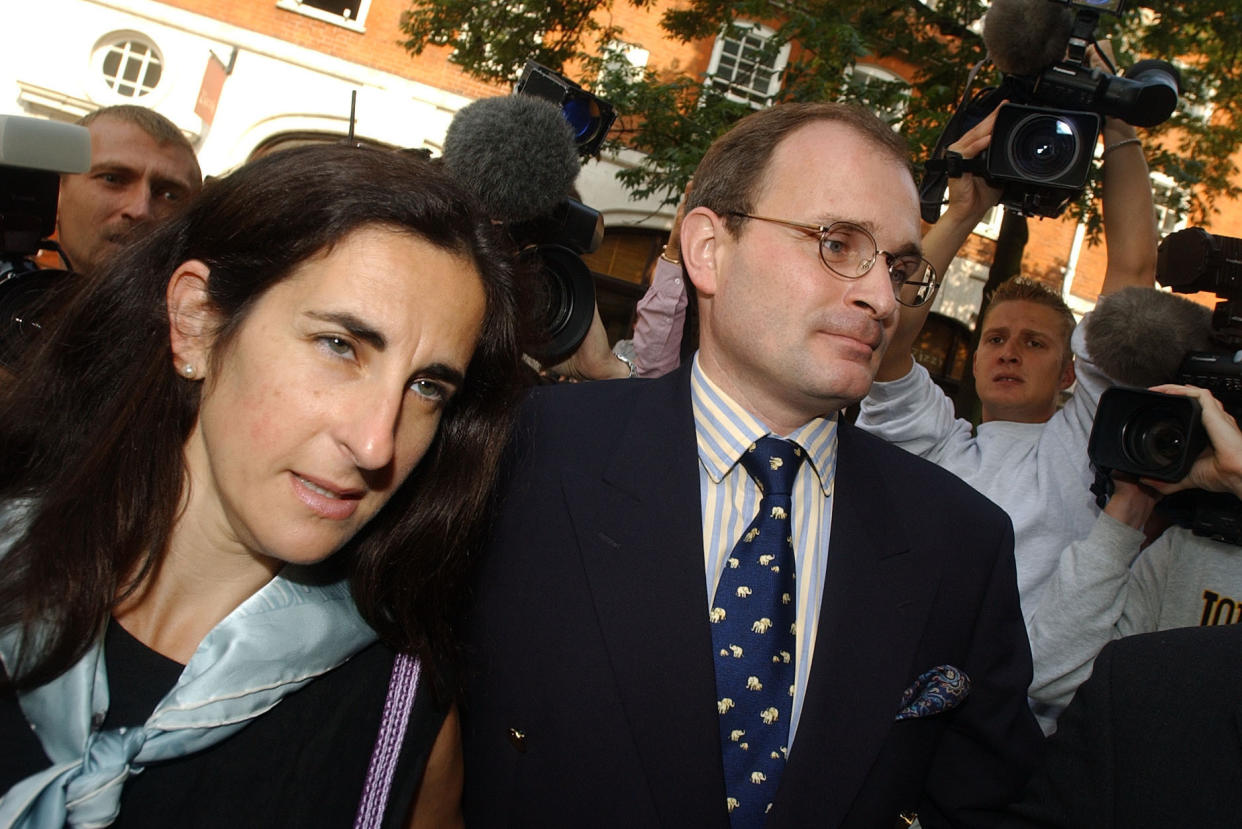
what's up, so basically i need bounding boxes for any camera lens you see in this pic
[520,243,596,365]
[561,97,606,149]
[1006,114,1085,183]
[1122,406,1188,472]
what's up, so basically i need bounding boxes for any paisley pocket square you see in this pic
[894,665,970,721]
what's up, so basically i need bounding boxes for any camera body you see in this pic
[982,102,1101,217]
[507,197,606,364]
[1089,227,1242,545]
[1089,387,1207,482]
[0,114,91,370]
[1,115,90,264]
[516,60,616,159]
[921,0,1179,220]
[509,61,615,364]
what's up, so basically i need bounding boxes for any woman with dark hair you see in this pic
[0,143,521,827]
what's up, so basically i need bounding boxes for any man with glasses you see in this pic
[463,102,1042,829]
[855,102,1159,697]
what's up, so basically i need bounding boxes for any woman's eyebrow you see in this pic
[418,363,467,389]
[305,311,386,351]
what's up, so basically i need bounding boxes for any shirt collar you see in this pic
[690,354,838,496]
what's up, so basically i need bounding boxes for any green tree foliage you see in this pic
[401,0,1242,224]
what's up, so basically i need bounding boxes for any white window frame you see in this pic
[705,21,790,109]
[972,204,1005,240]
[276,0,371,32]
[603,40,649,84]
[90,31,168,105]
[936,200,1004,241]
[845,63,911,125]
[1151,171,1189,238]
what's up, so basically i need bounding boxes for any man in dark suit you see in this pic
[462,102,1042,828]
[1003,623,1242,828]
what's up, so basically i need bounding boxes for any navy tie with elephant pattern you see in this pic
[710,436,804,826]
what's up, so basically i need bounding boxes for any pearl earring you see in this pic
[183,364,195,377]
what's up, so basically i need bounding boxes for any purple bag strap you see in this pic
[354,651,422,829]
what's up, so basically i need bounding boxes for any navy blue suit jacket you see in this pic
[1005,623,1242,828]
[462,365,1042,828]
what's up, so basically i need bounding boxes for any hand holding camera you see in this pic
[921,0,1179,221]
[1142,384,1242,500]
[942,107,1005,229]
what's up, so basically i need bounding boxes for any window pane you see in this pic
[709,26,785,108]
[98,39,161,98]
[122,54,142,84]
[301,0,363,18]
[143,62,162,90]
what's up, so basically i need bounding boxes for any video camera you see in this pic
[921,0,1180,220]
[0,114,91,370]
[1088,227,1242,545]
[510,61,614,363]
[516,61,616,159]
[442,62,615,365]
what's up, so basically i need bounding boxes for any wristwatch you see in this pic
[613,351,638,378]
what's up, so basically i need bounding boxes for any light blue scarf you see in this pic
[0,566,377,828]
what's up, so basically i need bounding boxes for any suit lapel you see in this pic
[564,367,730,828]
[776,423,942,824]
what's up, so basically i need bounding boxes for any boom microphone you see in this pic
[982,0,1074,75]
[441,95,580,224]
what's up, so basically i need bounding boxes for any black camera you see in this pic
[1157,228,1242,414]
[441,64,617,364]
[508,197,605,364]
[1089,226,1242,544]
[510,61,614,364]
[985,104,1100,197]
[1089,387,1208,481]
[516,60,617,159]
[1091,384,1241,546]
[0,114,91,370]
[921,0,1180,220]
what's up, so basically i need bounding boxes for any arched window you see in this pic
[94,34,163,99]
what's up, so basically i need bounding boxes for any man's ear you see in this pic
[1059,356,1077,392]
[166,260,216,378]
[680,206,727,298]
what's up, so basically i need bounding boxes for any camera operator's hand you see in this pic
[876,107,1002,381]
[1088,38,1119,76]
[1144,384,1242,499]
[940,106,1004,232]
[549,302,632,381]
[1103,475,1161,531]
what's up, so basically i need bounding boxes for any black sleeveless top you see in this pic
[1,623,448,828]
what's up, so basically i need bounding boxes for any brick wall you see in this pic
[154,0,1242,308]
[158,0,504,98]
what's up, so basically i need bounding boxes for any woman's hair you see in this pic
[0,144,522,690]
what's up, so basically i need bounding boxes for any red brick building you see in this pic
[7,0,1235,335]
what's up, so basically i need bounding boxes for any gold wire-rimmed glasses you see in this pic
[729,212,941,308]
